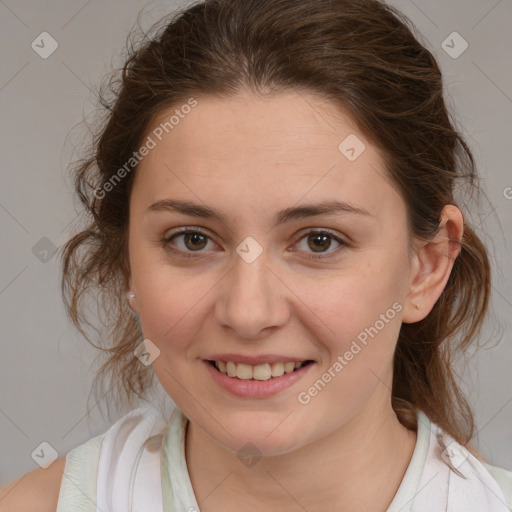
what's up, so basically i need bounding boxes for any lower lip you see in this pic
[203,360,315,398]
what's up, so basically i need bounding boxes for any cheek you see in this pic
[293,264,404,418]
[137,273,205,347]
[306,254,405,325]
[294,246,408,367]
[128,239,200,346]
[134,271,209,398]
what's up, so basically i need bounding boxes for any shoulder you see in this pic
[482,462,512,507]
[0,456,66,512]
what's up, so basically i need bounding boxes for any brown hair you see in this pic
[61,0,491,456]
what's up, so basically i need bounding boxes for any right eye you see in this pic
[161,228,217,258]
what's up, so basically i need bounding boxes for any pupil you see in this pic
[309,234,330,252]
[186,233,207,250]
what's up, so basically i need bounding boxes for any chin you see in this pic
[207,419,308,458]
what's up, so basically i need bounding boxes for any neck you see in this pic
[185,397,417,512]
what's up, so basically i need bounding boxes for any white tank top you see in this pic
[56,403,512,511]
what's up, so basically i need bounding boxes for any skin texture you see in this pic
[127,90,463,512]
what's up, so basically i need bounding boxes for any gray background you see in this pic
[1,0,511,484]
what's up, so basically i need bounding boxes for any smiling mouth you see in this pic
[207,360,314,381]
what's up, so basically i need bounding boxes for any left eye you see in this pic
[162,229,347,260]
[294,230,346,260]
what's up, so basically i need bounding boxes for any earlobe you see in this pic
[127,276,139,312]
[127,290,139,313]
[402,204,463,324]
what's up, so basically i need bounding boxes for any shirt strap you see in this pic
[161,406,200,512]
[56,434,102,512]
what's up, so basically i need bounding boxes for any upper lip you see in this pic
[205,354,314,365]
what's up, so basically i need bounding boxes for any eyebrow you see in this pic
[145,198,373,228]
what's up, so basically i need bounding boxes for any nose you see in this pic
[214,248,290,340]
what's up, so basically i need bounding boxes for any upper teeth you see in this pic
[214,361,306,380]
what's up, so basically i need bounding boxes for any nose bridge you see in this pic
[215,240,288,339]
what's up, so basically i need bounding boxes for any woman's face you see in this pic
[128,90,416,456]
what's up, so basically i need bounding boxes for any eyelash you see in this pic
[161,227,349,261]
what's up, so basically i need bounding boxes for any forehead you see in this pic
[132,91,404,221]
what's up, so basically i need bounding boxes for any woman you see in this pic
[2,0,511,510]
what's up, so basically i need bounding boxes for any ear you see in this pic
[402,204,464,323]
